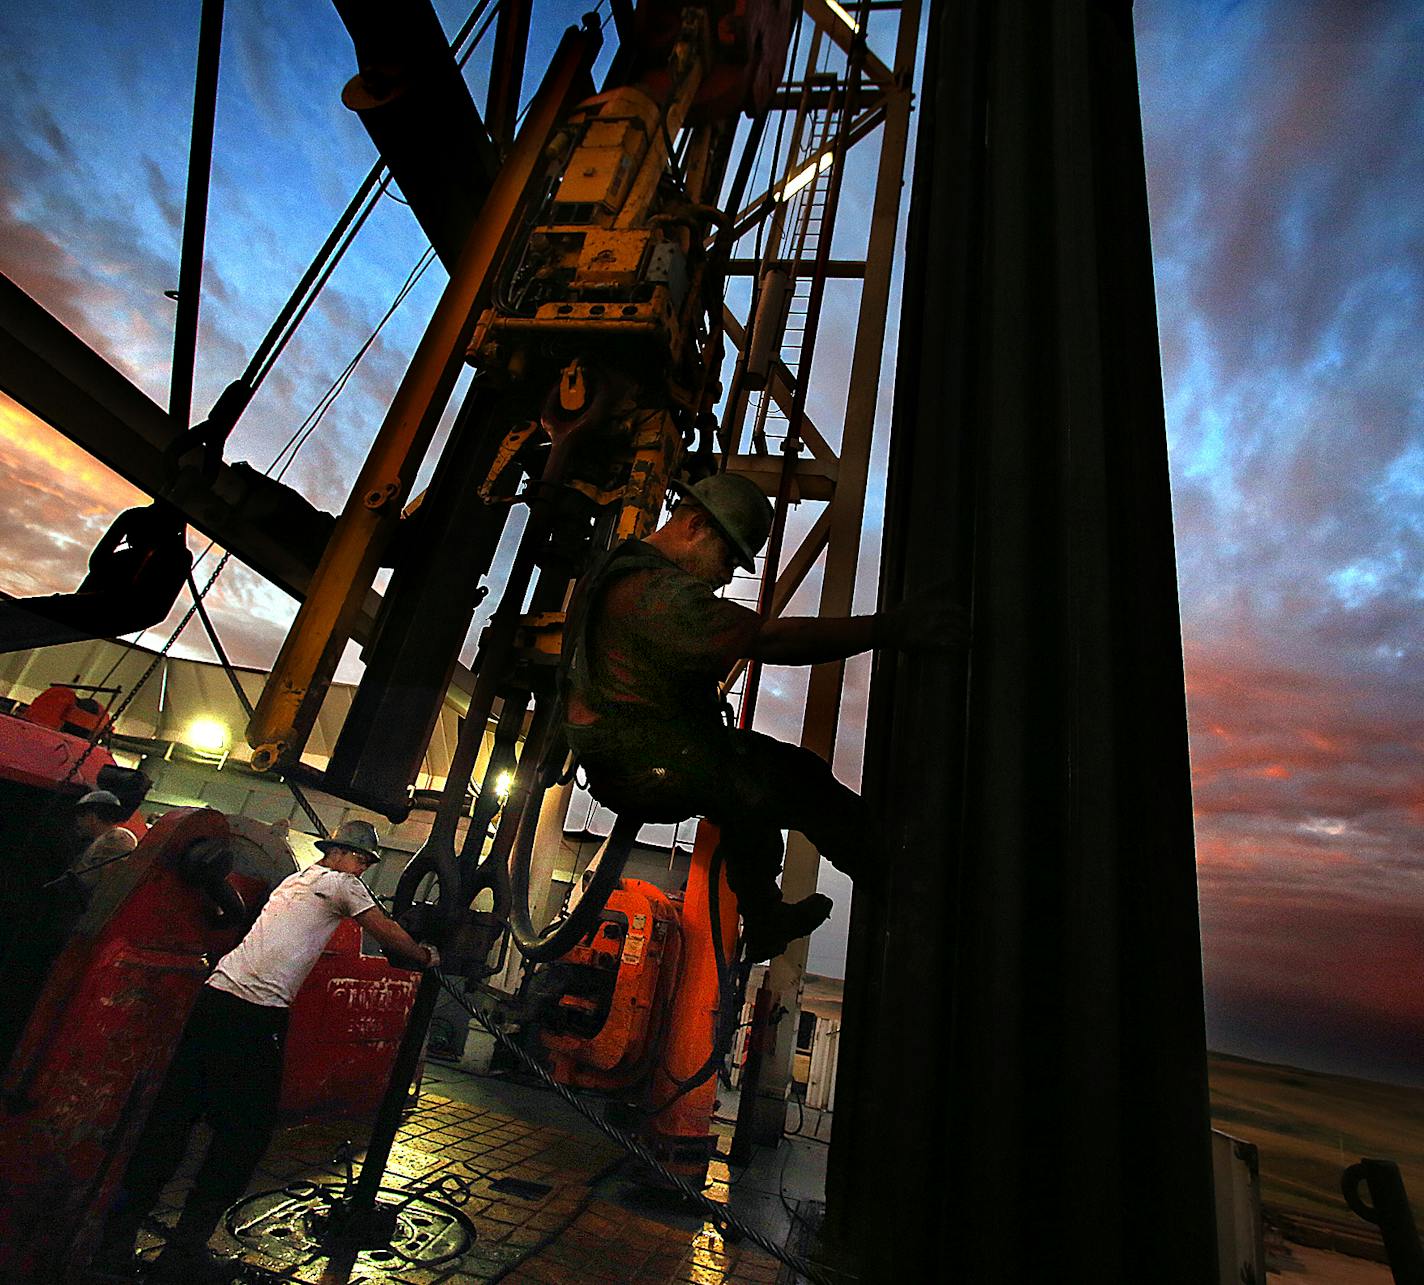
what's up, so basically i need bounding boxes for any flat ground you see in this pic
[97,1049,1422,1283]
[1210,1051,1424,1281]
[1208,1052,1424,1225]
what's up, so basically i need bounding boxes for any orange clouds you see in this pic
[0,393,145,515]
[1184,635,1424,1078]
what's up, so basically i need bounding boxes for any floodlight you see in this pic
[185,718,229,753]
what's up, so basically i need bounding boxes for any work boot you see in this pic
[148,1200,231,1283]
[741,894,833,962]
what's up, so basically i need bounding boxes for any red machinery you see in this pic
[0,808,246,1279]
[281,915,422,1118]
[540,877,685,1089]
[0,754,421,1280]
[0,684,142,861]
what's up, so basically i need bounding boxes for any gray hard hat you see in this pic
[77,789,124,813]
[316,818,382,861]
[672,473,773,572]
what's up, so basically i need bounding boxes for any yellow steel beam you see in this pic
[803,0,895,89]
[247,22,600,771]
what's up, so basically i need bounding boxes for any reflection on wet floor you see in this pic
[136,1059,830,1284]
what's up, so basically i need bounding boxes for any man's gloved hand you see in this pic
[881,587,970,652]
[419,942,442,970]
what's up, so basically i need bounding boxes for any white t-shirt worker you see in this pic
[98,819,439,1278]
[209,863,379,1006]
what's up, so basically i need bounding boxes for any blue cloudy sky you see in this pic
[0,1,1421,1083]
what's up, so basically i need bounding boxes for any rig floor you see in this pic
[108,1059,831,1284]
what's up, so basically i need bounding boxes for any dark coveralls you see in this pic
[563,541,866,927]
[109,988,287,1246]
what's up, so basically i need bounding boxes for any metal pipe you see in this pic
[314,967,443,1285]
[168,0,225,433]
[485,0,533,152]
[829,0,1218,1276]
[1343,1159,1424,1285]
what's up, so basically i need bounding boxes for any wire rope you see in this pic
[267,243,439,480]
[435,972,852,1285]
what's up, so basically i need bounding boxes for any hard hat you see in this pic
[316,818,382,862]
[672,473,773,572]
[76,789,124,814]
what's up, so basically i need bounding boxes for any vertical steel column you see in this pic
[485,0,533,154]
[826,3,1217,1281]
[743,0,920,1144]
[168,0,225,433]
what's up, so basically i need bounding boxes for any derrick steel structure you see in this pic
[0,1,1217,1279]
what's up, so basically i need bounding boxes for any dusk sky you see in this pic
[1,1,1420,1085]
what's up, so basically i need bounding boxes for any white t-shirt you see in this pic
[207,863,377,1008]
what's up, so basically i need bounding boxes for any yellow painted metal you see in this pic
[246,26,599,771]
[553,90,660,212]
[513,610,567,658]
[477,423,540,503]
[613,13,709,231]
[615,409,683,541]
[575,228,651,285]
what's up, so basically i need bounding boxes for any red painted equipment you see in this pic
[536,823,739,1177]
[281,915,422,1117]
[0,686,117,794]
[0,796,422,1280]
[644,822,739,1173]
[0,808,246,1280]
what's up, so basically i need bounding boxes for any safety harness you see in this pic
[560,541,661,719]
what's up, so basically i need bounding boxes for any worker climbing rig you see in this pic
[0,0,1034,1278]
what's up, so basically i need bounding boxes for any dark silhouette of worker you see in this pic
[68,789,137,867]
[0,500,192,653]
[94,820,439,1281]
[561,473,966,962]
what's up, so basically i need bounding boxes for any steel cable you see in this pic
[435,972,850,1285]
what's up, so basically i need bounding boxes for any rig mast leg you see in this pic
[827,2,1218,1281]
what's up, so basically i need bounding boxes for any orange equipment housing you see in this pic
[21,683,113,741]
[541,877,684,1090]
[538,825,739,1177]
[643,822,739,1173]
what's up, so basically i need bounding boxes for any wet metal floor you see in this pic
[131,1059,832,1284]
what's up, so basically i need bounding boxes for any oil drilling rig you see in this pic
[0,0,1231,1281]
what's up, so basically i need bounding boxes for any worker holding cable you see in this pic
[94,819,440,1282]
[561,473,966,962]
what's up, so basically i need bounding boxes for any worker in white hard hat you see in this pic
[96,819,440,1281]
[561,472,966,962]
[69,788,137,866]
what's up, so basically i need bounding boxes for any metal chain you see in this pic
[435,972,851,1285]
